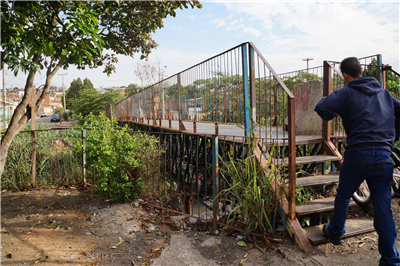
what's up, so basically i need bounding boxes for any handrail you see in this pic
[248,42,294,99]
[326,61,344,79]
[115,42,248,106]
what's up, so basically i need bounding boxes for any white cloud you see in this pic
[211,18,226,27]
[243,27,261,38]
[218,1,399,72]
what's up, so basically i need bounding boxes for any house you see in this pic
[0,100,17,128]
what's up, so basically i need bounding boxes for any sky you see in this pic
[2,0,399,89]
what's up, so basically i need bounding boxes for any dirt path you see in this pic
[2,188,400,265]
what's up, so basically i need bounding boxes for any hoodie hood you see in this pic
[348,77,382,95]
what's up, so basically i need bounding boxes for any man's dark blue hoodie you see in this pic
[315,77,400,152]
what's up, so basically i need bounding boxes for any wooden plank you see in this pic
[304,217,374,244]
[323,139,343,170]
[296,197,357,216]
[277,154,341,166]
[285,217,313,253]
[295,174,339,188]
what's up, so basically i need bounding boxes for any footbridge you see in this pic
[115,42,400,252]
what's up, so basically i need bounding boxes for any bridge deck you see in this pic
[131,119,325,145]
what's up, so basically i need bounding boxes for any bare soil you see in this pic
[2,187,400,266]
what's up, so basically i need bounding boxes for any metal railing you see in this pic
[116,42,297,220]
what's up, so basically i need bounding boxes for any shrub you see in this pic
[74,113,163,201]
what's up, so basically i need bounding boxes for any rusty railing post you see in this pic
[287,96,296,220]
[323,61,332,140]
[178,74,186,131]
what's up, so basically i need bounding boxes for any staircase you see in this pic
[257,137,375,252]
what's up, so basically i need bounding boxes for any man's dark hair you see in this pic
[340,57,362,78]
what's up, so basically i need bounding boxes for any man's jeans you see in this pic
[328,149,400,266]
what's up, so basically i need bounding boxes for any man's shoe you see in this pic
[322,223,342,245]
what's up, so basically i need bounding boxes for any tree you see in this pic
[126,83,142,97]
[65,77,94,109]
[75,89,124,117]
[0,0,202,177]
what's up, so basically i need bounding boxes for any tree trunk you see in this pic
[0,56,65,178]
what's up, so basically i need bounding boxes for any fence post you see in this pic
[212,135,219,229]
[31,88,37,188]
[241,44,251,138]
[82,129,86,183]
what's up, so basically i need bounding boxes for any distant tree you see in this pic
[126,83,142,97]
[75,89,123,117]
[66,77,94,109]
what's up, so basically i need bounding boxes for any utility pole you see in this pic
[3,68,6,129]
[302,58,314,73]
[58,73,67,109]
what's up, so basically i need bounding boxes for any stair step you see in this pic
[296,174,339,188]
[303,217,375,244]
[296,197,357,216]
[277,154,341,166]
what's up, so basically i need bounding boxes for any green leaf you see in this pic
[237,241,246,247]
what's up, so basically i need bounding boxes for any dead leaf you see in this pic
[77,225,87,228]
[264,235,273,249]
[34,254,49,263]
[152,246,162,252]
[12,207,24,211]
[114,240,125,247]
[256,244,266,254]
[359,242,366,248]
[239,258,249,265]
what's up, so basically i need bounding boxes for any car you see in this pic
[40,112,48,117]
[50,114,60,122]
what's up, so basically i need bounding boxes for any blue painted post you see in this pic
[377,54,383,87]
[212,135,219,229]
[242,44,251,138]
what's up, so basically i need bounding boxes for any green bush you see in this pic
[75,113,163,201]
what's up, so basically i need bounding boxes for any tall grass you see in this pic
[219,142,277,235]
[2,127,83,189]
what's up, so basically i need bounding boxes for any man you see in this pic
[315,57,400,266]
